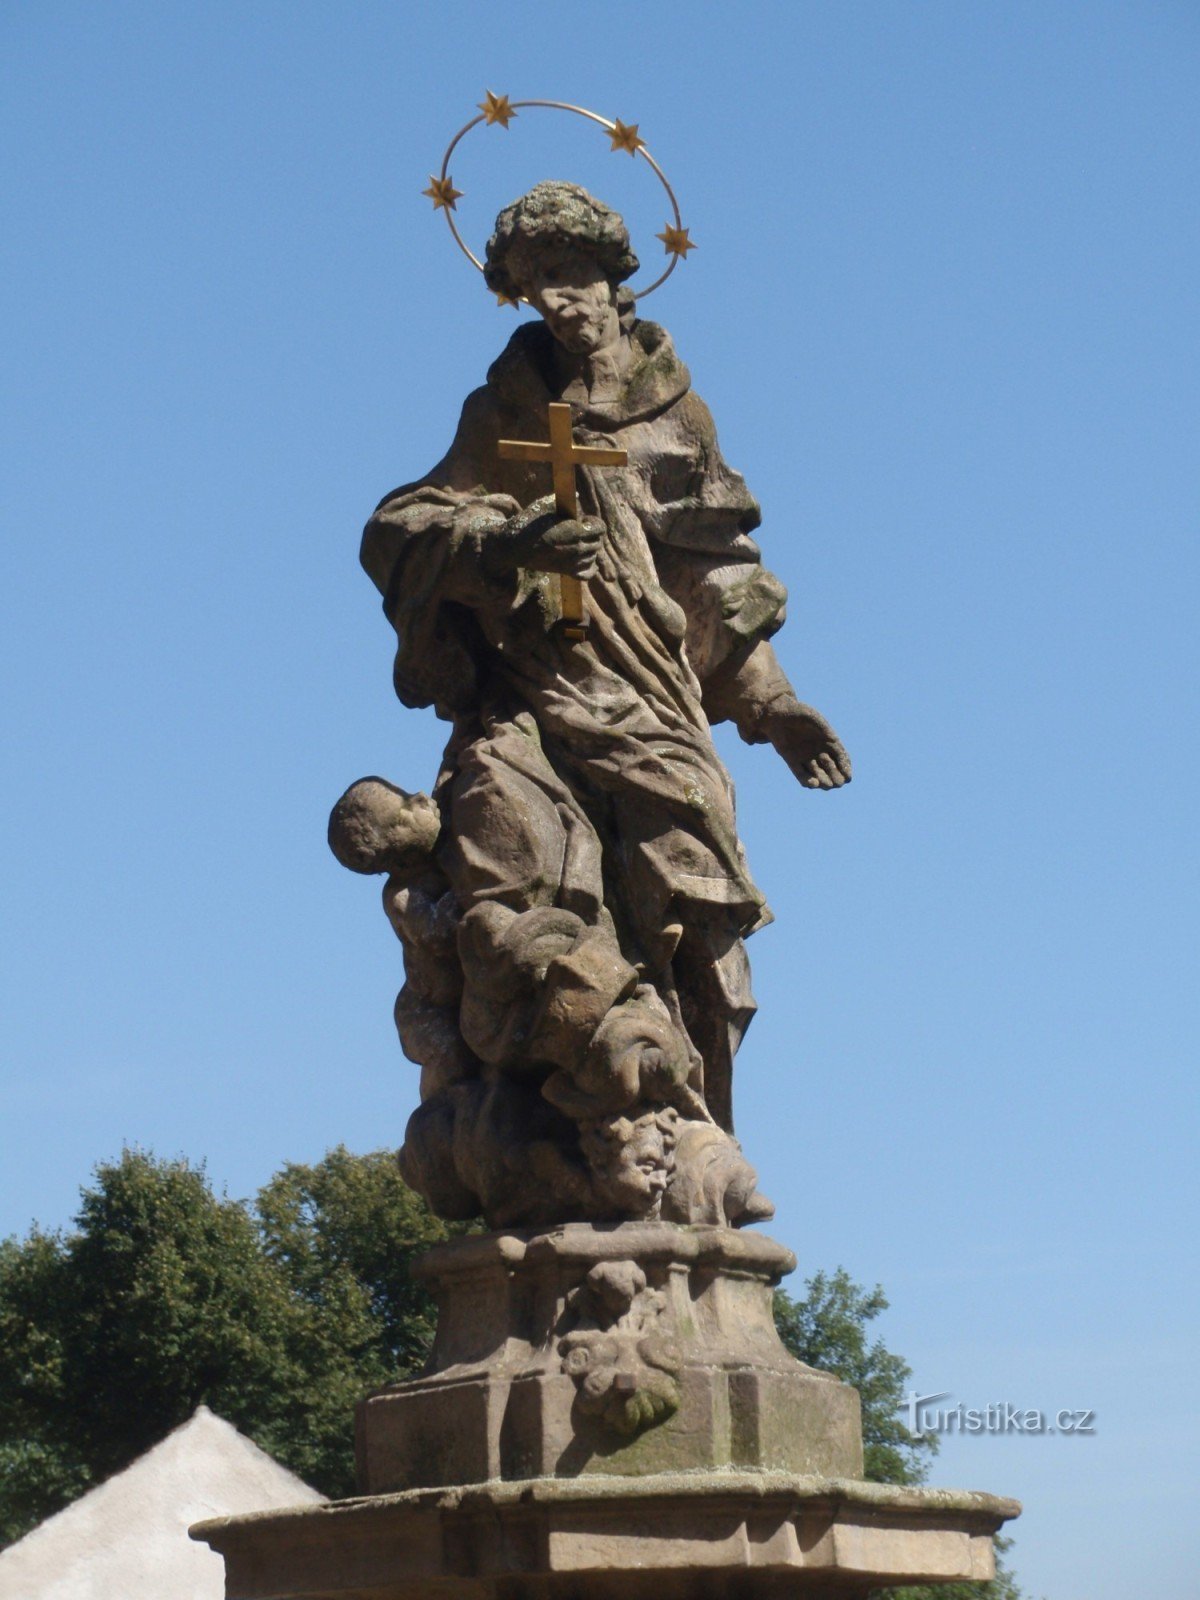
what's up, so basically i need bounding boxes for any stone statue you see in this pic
[331,181,851,1234]
[197,142,1019,1600]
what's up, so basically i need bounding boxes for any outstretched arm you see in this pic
[703,638,852,791]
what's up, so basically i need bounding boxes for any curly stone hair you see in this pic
[483,181,640,301]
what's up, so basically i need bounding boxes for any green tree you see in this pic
[251,1146,466,1488]
[775,1272,1026,1600]
[257,1145,452,1379]
[0,1147,456,1543]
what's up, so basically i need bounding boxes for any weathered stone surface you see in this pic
[332,181,853,1231]
[191,1472,1021,1599]
[356,1224,862,1494]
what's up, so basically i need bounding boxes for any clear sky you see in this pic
[2,4,1197,1596]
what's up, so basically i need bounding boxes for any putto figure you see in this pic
[334,181,850,1231]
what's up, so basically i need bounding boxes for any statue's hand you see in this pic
[762,698,853,791]
[489,496,603,580]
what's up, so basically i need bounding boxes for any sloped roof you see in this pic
[0,1406,324,1599]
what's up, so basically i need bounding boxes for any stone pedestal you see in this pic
[191,1224,1020,1597]
[192,1474,1020,1598]
[358,1224,862,1491]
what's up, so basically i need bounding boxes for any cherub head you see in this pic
[328,777,440,879]
[485,181,638,355]
[580,1105,679,1217]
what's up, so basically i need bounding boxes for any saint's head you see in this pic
[484,181,638,356]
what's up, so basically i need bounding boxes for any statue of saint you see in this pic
[332,182,850,1231]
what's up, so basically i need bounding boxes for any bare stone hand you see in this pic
[762,698,853,791]
[491,496,604,580]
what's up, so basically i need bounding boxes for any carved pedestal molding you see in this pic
[357,1224,862,1491]
[192,1472,1021,1599]
[192,1223,1020,1597]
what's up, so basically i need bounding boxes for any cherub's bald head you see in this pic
[328,778,440,877]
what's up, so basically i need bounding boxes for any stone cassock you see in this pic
[331,182,851,1233]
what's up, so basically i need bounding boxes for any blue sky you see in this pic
[2,4,1198,1595]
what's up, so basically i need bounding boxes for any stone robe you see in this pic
[362,318,787,1153]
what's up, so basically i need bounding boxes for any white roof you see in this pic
[0,1405,324,1599]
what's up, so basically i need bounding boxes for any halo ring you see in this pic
[430,98,686,302]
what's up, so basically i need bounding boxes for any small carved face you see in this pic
[328,779,440,876]
[587,1110,676,1213]
[522,246,619,356]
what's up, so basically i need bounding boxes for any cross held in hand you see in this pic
[498,402,627,638]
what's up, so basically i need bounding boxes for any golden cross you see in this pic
[498,402,627,639]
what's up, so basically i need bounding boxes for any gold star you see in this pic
[478,90,516,128]
[607,118,645,156]
[656,223,696,259]
[495,291,521,308]
[422,174,463,212]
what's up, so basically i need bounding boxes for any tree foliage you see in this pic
[775,1273,1026,1600]
[1,1149,1025,1598]
[0,1147,456,1541]
[256,1146,450,1379]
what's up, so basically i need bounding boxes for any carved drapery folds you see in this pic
[331,191,852,1231]
[330,774,771,1229]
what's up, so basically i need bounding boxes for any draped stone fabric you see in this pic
[357,318,788,1227]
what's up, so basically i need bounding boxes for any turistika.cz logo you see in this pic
[902,1392,1096,1437]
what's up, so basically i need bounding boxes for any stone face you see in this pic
[356,1224,862,1495]
[192,1473,1021,1600]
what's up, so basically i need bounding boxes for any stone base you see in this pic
[193,1223,1019,1597]
[357,1224,862,1492]
[191,1472,1021,1598]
